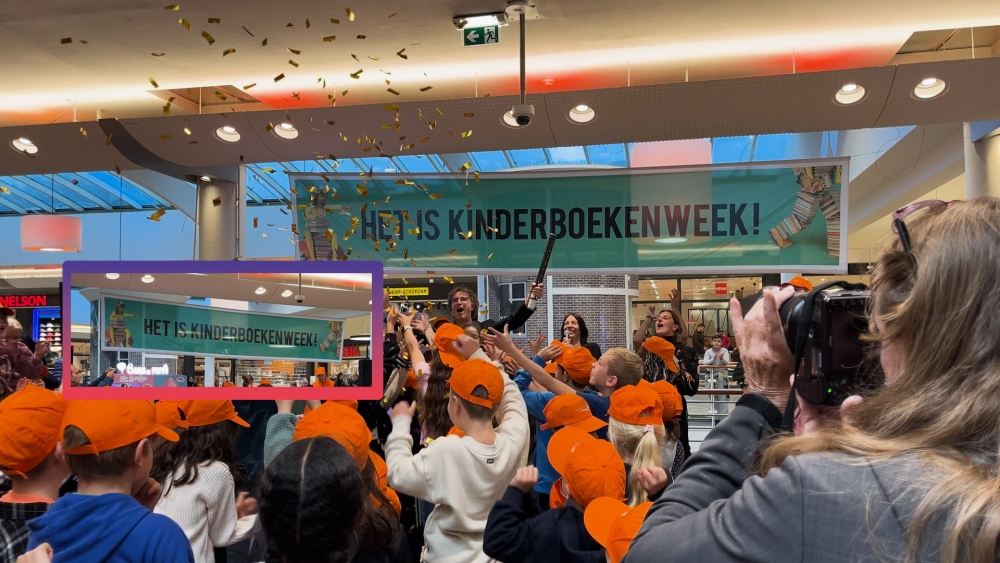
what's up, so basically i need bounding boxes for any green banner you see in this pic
[100,297,345,362]
[290,162,847,272]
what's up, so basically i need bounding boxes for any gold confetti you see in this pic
[105,133,113,145]
[347,246,353,255]
[420,137,430,143]
[429,193,442,200]
[444,276,455,283]
[148,208,166,222]
[253,217,259,228]
[474,171,480,182]
[149,78,159,88]
[387,88,400,96]
[243,82,256,90]
[428,121,437,130]
[274,73,285,82]
[459,162,472,172]
[0,187,8,194]
[356,184,368,197]
[288,48,301,55]
[325,229,333,242]
[306,18,311,28]
[262,38,268,46]
[401,143,415,150]
[151,52,165,56]
[183,127,192,135]
[212,197,222,207]
[463,112,474,118]
[401,277,409,285]
[403,248,408,258]
[385,103,399,111]
[420,86,433,92]
[350,69,363,79]
[357,35,366,39]
[462,130,473,138]
[342,89,348,96]
[435,107,444,116]
[286,22,295,27]
[373,240,380,251]
[202,31,215,44]
[346,8,355,21]
[261,233,267,239]
[288,59,299,67]
[323,35,336,42]
[487,253,494,261]
[465,203,472,209]
[242,26,254,36]
[208,17,221,24]
[448,248,456,254]
[222,48,236,56]
[215,91,227,101]
[339,132,348,141]
[330,18,339,24]
[410,258,418,266]
[79,127,88,139]
[379,213,399,222]
[397,48,408,59]
[261,167,275,173]
[456,19,468,29]
[164,4,179,9]
[408,227,420,235]
[158,134,171,141]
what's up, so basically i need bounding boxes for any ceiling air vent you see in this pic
[891,26,1000,64]
[148,86,265,114]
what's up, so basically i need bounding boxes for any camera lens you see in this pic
[778,293,809,352]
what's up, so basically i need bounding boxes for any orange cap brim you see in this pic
[584,497,630,549]
[564,416,608,434]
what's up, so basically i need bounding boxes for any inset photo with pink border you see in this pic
[62,261,383,401]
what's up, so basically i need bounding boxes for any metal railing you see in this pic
[687,365,742,452]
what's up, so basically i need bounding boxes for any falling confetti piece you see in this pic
[261,233,267,239]
[385,103,399,111]
[387,88,400,96]
[274,73,285,82]
[357,35,366,39]
[474,171,480,182]
[291,92,301,100]
[164,4,179,9]
[148,208,166,222]
[459,162,472,172]
[397,48,408,59]
[444,276,455,284]
[288,59,299,67]
[80,127,88,139]
[211,197,222,207]
[342,89,348,96]
[429,193,442,200]
[420,86,433,92]
[61,38,72,44]
[243,82,256,90]
[350,69,363,79]
[306,18,311,28]
[346,8,355,21]
[487,253,495,261]
[356,184,368,197]
[286,22,295,27]
[183,127,192,135]
[179,18,192,30]
[385,79,391,85]
[149,77,159,88]
[202,31,215,45]
[158,134,171,141]
[323,35,336,42]
[215,91,227,101]
[105,133,113,146]
[456,19,468,29]
[253,217,259,228]
[462,130,473,138]
[419,137,429,142]
[448,248,456,254]
[114,164,122,174]
[330,18,339,24]
[465,203,472,209]
[291,224,301,236]
[463,112,474,118]
[428,121,437,130]
[410,258,418,266]
[401,143,415,150]
[242,26,254,36]
[288,48,301,55]
[368,56,380,61]
[222,48,236,56]
[208,17,220,24]
[186,141,198,146]
[435,107,444,116]
[152,52,165,56]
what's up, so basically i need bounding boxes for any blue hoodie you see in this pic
[27,493,194,563]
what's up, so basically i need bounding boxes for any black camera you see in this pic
[740,282,883,406]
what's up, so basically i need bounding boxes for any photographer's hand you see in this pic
[792,374,864,436]
[730,287,796,409]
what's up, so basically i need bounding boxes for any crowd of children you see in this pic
[1,286,701,563]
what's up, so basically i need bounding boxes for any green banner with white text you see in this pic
[290,162,847,273]
[100,297,344,362]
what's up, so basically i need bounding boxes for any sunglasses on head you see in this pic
[891,200,961,272]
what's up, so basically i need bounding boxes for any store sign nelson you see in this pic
[291,162,847,273]
[101,296,345,362]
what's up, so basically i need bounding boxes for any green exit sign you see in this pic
[463,25,499,47]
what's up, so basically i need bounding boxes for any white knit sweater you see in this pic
[154,460,257,563]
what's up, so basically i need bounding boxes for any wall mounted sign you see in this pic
[0,295,50,307]
[290,161,848,274]
[99,295,345,362]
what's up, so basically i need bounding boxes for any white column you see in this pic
[196,175,241,260]
[204,357,215,387]
[477,275,487,322]
[965,122,1000,198]
[546,275,554,343]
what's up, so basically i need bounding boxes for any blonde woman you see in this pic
[607,384,664,507]
[627,198,1000,563]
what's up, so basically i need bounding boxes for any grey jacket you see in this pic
[625,401,948,563]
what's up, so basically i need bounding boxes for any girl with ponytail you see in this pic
[607,384,665,507]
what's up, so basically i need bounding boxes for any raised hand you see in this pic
[510,466,539,493]
[236,491,258,519]
[529,334,545,357]
[538,344,564,363]
[483,326,515,354]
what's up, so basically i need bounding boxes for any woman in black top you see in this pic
[560,313,602,359]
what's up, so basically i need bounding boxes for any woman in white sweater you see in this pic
[151,400,258,563]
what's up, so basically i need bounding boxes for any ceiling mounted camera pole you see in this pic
[520,12,526,106]
[507,0,535,127]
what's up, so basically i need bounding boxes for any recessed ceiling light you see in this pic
[501,110,529,128]
[913,77,947,99]
[199,175,211,182]
[215,125,241,143]
[281,290,293,297]
[255,287,267,295]
[273,122,299,140]
[141,275,155,283]
[369,299,373,305]
[568,104,596,124]
[655,237,688,244]
[834,83,866,105]
[11,137,38,155]
[105,273,120,280]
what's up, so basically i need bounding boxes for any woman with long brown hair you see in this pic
[625,198,1000,563]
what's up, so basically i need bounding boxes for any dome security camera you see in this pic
[511,103,534,126]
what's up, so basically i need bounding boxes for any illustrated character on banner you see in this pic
[319,321,342,354]
[302,190,347,261]
[767,166,842,259]
[105,302,139,347]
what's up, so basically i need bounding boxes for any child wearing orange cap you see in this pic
[25,400,194,562]
[584,497,653,563]
[607,385,667,507]
[0,386,69,563]
[385,330,529,563]
[484,427,625,563]
[649,380,686,479]
[152,401,255,563]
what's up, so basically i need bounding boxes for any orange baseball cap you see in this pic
[608,385,663,426]
[446,426,465,438]
[293,401,371,470]
[332,400,359,411]
[176,400,250,428]
[642,337,678,372]
[548,427,625,508]
[404,367,420,389]
[367,450,402,515]
[0,386,67,477]
[447,358,504,409]
[649,380,683,421]
[155,401,189,430]
[547,426,594,476]
[540,394,607,433]
[549,477,567,509]
[315,366,327,375]
[259,378,272,385]
[584,498,653,563]
[61,400,178,456]
[558,347,596,384]
[434,323,467,368]
[782,276,813,291]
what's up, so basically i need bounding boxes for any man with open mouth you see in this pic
[447,283,543,333]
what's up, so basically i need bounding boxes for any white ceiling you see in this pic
[1,0,999,127]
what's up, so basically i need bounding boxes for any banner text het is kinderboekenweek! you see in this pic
[289,162,846,273]
[101,296,345,362]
